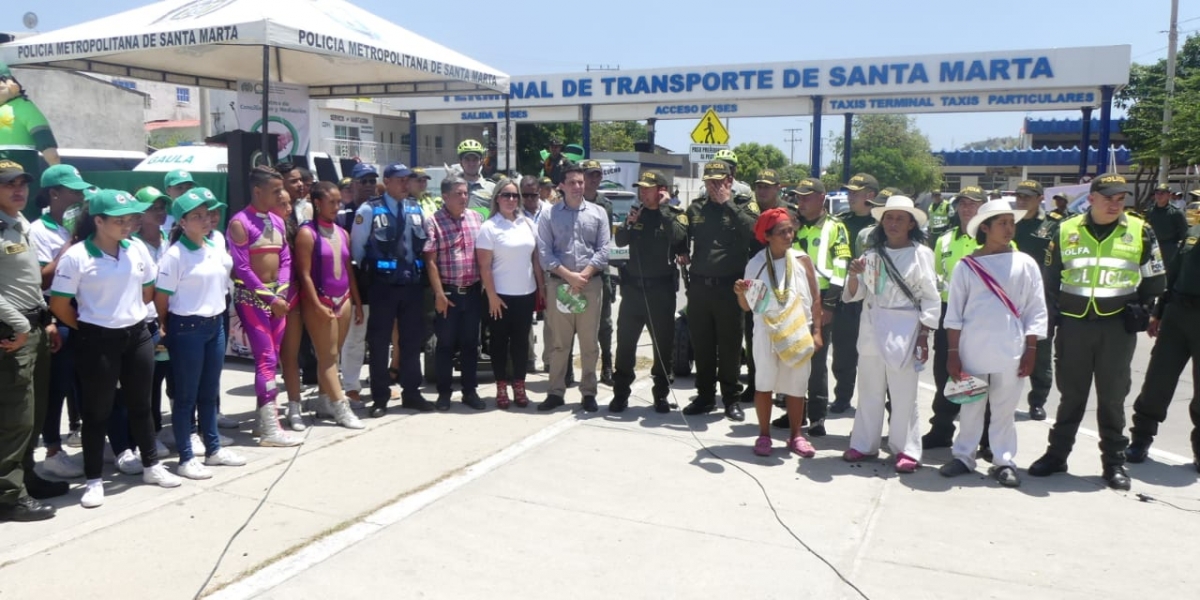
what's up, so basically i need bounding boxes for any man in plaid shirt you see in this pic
[424,176,486,411]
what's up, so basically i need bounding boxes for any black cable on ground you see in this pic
[630,239,872,600]
[194,406,317,600]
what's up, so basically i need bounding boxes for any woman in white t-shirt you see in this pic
[155,190,247,480]
[476,178,543,409]
[49,190,183,508]
[939,200,1048,487]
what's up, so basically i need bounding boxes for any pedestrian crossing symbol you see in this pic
[690,108,729,145]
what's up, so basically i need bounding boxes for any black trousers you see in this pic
[831,301,862,405]
[1047,317,1135,467]
[807,322,833,423]
[598,274,614,368]
[75,322,159,480]
[688,278,744,403]
[614,282,675,400]
[491,292,536,383]
[1130,300,1200,455]
[367,284,424,404]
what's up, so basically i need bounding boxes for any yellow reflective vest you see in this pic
[1057,214,1144,318]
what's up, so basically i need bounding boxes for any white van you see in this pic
[135,145,229,172]
[43,148,148,172]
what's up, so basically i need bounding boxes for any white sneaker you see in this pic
[177,458,213,480]
[217,413,239,429]
[43,451,84,479]
[189,433,205,454]
[65,430,83,448]
[204,448,247,467]
[116,449,144,475]
[143,463,182,488]
[80,480,105,508]
[155,438,171,458]
[286,401,307,432]
[258,405,303,447]
[331,400,365,430]
[218,433,234,446]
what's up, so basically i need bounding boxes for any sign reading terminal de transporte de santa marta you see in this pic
[404,45,1130,126]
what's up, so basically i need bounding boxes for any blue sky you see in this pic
[0,0,1186,164]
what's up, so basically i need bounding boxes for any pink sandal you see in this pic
[753,435,772,457]
[789,436,815,458]
[895,453,920,473]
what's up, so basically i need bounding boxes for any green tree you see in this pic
[825,115,942,195]
[775,163,812,185]
[1116,35,1200,171]
[515,121,648,175]
[730,142,788,182]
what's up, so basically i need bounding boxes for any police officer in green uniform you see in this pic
[580,159,616,385]
[927,190,952,243]
[780,176,849,434]
[1126,199,1200,471]
[923,186,989,449]
[680,161,758,420]
[1013,179,1062,420]
[1146,183,1187,274]
[609,171,687,413]
[411,167,441,216]
[1030,173,1166,490]
[713,149,753,198]
[740,169,796,404]
[0,160,59,522]
[830,173,881,413]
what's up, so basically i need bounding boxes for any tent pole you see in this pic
[409,111,418,167]
[842,113,853,183]
[810,96,823,178]
[261,45,271,165]
[1079,107,1093,179]
[504,94,512,175]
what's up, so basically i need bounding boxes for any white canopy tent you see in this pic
[0,0,509,97]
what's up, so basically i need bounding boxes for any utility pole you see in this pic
[1160,0,1180,185]
[784,128,804,164]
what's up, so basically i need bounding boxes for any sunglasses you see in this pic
[496,192,521,200]
[521,193,539,200]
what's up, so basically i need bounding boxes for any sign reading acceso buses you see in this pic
[404,46,1130,124]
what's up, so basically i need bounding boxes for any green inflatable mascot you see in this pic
[0,61,61,216]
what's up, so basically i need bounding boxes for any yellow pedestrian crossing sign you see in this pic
[690,108,729,145]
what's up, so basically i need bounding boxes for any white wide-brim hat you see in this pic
[966,199,1026,238]
[870,195,927,227]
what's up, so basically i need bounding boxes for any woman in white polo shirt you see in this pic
[476,178,543,409]
[156,190,247,480]
[49,190,182,508]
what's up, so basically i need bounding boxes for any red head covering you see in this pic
[754,207,793,245]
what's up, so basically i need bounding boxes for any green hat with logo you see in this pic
[170,189,214,221]
[40,165,93,191]
[634,171,669,188]
[1154,183,1172,192]
[164,169,196,189]
[702,161,733,180]
[791,177,826,196]
[134,186,172,206]
[1015,180,1044,197]
[580,159,603,174]
[191,186,223,209]
[844,173,880,192]
[955,186,988,203]
[1091,173,1132,196]
[88,189,147,217]
[754,170,780,185]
